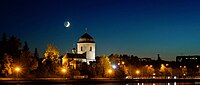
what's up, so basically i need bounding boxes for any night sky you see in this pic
[1,0,200,60]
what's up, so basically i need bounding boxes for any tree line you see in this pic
[0,33,198,78]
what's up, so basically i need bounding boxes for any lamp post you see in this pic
[183,73,186,78]
[108,69,112,79]
[61,68,67,78]
[136,70,140,79]
[15,67,20,83]
[197,65,199,76]
[112,65,117,69]
[153,73,156,79]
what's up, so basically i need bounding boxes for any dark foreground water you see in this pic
[3,82,200,85]
[1,79,200,85]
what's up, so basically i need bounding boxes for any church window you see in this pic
[90,47,92,51]
[81,47,83,51]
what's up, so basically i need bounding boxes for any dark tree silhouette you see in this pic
[22,41,29,52]
[0,33,8,59]
[7,35,21,58]
[34,48,39,60]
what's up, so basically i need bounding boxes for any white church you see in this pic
[77,32,96,63]
[67,32,96,66]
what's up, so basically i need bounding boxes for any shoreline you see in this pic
[0,78,200,84]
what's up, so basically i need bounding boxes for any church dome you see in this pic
[77,33,95,43]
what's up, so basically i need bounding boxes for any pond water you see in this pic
[10,82,198,85]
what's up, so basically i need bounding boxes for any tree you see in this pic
[1,53,13,77]
[44,44,59,61]
[109,54,119,65]
[96,55,111,77]
[160,64,172,78]
[17,42,38,77]
[7,35,21,57]
[42,44,61,77]
[143,65,155,77]
[125,65,139,78]
[0,33,8,58]
[115,67,126,78]
[22,41,29,51]
[0,34,22,77]
[88,62,97,78]
[61,54,70,77]
[34,48,39,60]
[62,54,68,68]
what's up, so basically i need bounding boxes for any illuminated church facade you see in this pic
[67,32,96,66]
[77,33,96,63]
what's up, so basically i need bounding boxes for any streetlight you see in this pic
[136,70,140,78]
[61,68,67,78]
[136,70,140,74]
[153,73,156,79]
[150,65,153,68]
[183,73,186,78]
[15,67,20,82]
[112,65,117,69]
[197,65,199,76]
[122,61,125,65]
[184,66,186,68]
[108,69,112,79]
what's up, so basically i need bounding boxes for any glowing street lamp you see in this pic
[112,65,117,69]
[197,65,200,76]
[108,69,112,74]
[15,67,20,72]
[136,70,140,74]
[108,69,112,79]
[62,68,67,73]
[150,65,153,68]
[61,68,67,78]
[184,66,186,68]
[153,73,156,76]
[15,67,20,82]
[122,61,125,65]
[183,73,186,78]
[136,70,140,78]
[153,73,156,79]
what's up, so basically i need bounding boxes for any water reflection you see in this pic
[13,82,195,85]
[174,82,176,85]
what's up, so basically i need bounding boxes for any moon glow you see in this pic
[64,21,70,28]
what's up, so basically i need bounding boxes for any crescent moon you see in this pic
[64,21,70,28]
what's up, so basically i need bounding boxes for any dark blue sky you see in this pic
[1,0,200,60]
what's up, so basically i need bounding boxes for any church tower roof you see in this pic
[77,33,95,43]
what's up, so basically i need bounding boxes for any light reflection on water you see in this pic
[13,82,196,85]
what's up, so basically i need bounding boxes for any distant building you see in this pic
[139,58,152,62]
[176,55,200,64]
